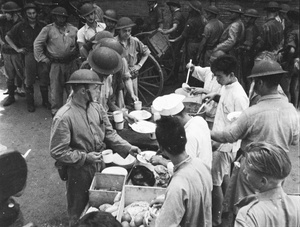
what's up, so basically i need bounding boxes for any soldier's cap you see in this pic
[264,1,280,11]
[244,9,260,18]
[166,0,181,8]
[248,60,287,78]
[204,5,219,15]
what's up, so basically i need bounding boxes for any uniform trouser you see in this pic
[186,41,200,65]
[67,164,96,227]
[2,53,24,87]
[171,39,184,80]
[203,49,213,67]
[49,61,78,115]
[24,52,50,87]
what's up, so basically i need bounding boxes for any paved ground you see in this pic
[0,72,299,226]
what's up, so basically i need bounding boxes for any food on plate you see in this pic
[154,165,171,187]
[123,201,150,227]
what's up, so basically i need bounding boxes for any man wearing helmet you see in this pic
[115,17,150,98]
[211,60,299,222]
[0,1,25,107]
[103,9,118,35]
[142,0,163,32]
[5,3,49,112]
[77,3,106,58]
[34,6,78,117]
[50,69,141,227]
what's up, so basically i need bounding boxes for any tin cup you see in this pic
[113,110,123,123]
[121,108,129,116]
[115,121,124,130]
[134,101,142,110]
[102,149,113,163]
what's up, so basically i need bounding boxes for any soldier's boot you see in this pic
[40,86,51,110]
[3,85,16,106]
[25,85,35,112]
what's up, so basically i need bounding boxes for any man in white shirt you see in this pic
[150,93,212,173]
[205,55,249,226]
[77,3,106,58]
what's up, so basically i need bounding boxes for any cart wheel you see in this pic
[138,54,164,106]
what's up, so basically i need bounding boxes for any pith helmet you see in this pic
[66,69,103,85]
[24,3,37,11]
[244,9,260,18]
[248,60,287,78]
[166,0,181,8]
[79,3,95,17]
[204,6,219,15]
[279,4,290,13]
[88,46,122,75]
[189,1,202,13]
[103,9,118,22]
[226,5,244,14]
[115,17,136,29]
[97,38,123,56]
[92,31,114,44]
[264,1,280,11]
[51,7,68,17]
[1,1,21,13]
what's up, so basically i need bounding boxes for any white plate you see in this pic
[129,121,156,134]
[113,153,136,168]
[137,151,157,164]
[227,111,242,122]
[101,166,128,176]
[129,110,152,120]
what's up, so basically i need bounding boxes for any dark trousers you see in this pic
[171,39,184,81]
[66,164,96,227]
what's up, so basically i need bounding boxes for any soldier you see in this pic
[239,9,260,93]
[254,1,284,61]
[1,1,25,107]
[34,7,78,117]
[5,3,50,112]
[170,1,206,66]
[158,0,185,85]
[103,9,118,35]
[198,5,224,67]
[77,3,106,58]
[115,17,150,99]
[143,0,163,32]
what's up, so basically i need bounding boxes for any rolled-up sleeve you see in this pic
[50,117,87,167]
[222,113,248,143]
[34,26,49,62]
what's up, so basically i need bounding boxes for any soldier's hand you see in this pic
[43,58,51,64]
[129,146,141,157]
[86,152,102,163]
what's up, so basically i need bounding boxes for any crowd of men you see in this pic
[0,0,300,227]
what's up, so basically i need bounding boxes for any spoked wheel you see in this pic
[135,31,175,84]
[138,54,164,106]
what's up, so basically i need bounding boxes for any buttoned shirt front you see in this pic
[77,22,106,44]
[34,23,78,62]
[235,187,300,227]
[50,99,132,167]
[222,94,299,152]
[156,156,212,227]
[7,20,46,52]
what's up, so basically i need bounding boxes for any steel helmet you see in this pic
[103,9,118,22]
[96,38,123,56]
[166,0,181,8]
[79,3,95,17]
[279,4,290,13]
[248,60,287,78]
[88,46,122,75]
[92,31,114,44]
[66,69,103,85]
[189,1,202,13]
[1,1,21,13]
[204,5,219,15]
[244,9,260,18]
[226,5,244,14]
[264,1,280,11]
[51,6,68,17]
[115,17,136,29]
[23,3,37,11]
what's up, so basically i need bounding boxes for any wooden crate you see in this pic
[117,185,166,219]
